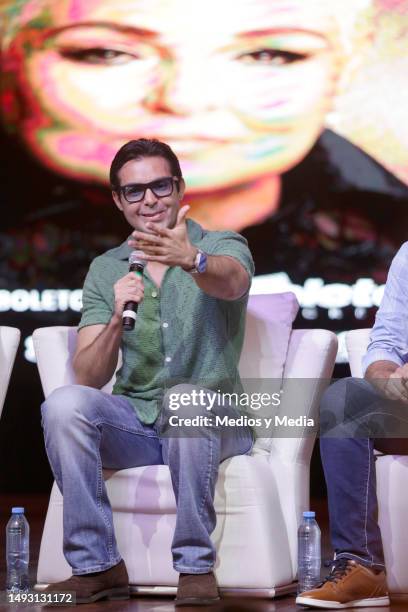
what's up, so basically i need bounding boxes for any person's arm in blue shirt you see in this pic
[363,242,408,403]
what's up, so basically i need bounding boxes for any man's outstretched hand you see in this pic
[128,205,197,270]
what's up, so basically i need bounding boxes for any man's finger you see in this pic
[133,239,165,251]
[135,245,167,255]
[129,231,161,244]
[176,205,190,226]
[386,378,408,403]
[137,254,167,263]
[145,222,172,237]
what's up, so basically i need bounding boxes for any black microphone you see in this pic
[123,251,147,331]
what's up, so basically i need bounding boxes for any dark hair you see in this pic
[110,138,183,192]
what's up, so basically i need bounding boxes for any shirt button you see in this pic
[165,356,172,363]
[162,322,169,328]
[151,291,158,298]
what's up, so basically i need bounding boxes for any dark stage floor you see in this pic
[0,495,405,611]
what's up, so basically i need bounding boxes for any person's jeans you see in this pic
[41,383,253,575]
[320,377,408,570]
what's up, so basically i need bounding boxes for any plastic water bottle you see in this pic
[6,507,30,594]
[297,510,321,593]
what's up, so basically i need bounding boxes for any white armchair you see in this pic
[0,326,21,420]
[34,293,337,598]
[346,329,408,601]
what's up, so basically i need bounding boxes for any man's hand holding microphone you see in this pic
[73,252,145,386]
[115,252,146,331]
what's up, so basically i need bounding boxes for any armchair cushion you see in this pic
[239,293,299,454]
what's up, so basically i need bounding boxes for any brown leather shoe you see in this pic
[175,571,220,606]
[296,558,390,609]
[41,559,129,604]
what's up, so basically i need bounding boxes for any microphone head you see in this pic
[129,250,147,269]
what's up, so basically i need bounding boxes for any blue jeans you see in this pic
[320,377,408,570]
[41,383,253,575]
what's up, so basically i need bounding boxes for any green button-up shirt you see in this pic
[78,219,254,423]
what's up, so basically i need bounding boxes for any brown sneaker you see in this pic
[40,559,129,604]
[175,571,220,606]
[296,558,390,609]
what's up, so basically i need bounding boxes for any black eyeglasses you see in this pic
[119,176,179,203]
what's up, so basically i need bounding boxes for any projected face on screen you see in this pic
[1,0,354,227]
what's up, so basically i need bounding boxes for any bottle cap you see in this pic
[11,507,24,514]
[303,511,315,518]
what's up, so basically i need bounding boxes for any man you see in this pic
[296,242,408,609]
[40,138,254,606]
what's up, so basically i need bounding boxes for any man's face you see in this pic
[3,0,342,190]
[112,156,185,233]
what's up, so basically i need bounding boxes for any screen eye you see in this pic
[58,47,134,65]
[238,49,308,65]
